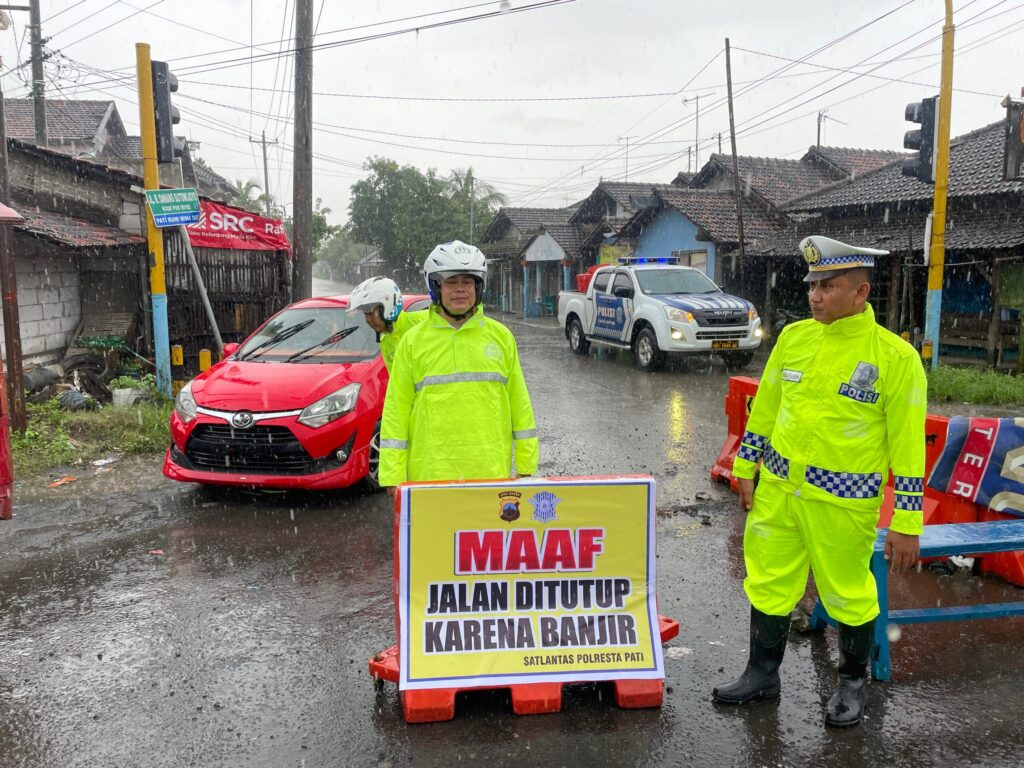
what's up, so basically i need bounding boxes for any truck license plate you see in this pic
[712,340,739,350]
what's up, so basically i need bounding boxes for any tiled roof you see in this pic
[102,134,142,159]
[671,171,694,186]
[797,204,1024,253]
[501,207,573,231]
[543,223,581,255]
[480,237,532,259]
[623,188,800,255]
[14,203,145,249]
[703,153,838,207]
[4,99,113,141]
[194,161,235,191]
[809,146,907,177]
[598,181,667,214]
[787,121,1024,211]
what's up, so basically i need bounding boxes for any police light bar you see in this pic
[616,255,682,265]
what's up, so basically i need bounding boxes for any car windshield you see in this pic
[236,307,378,363]
[635,269,720,295]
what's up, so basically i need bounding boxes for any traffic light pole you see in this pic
[924,1,955,369]
[135,43,172,397]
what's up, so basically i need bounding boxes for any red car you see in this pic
[163,293,430,491]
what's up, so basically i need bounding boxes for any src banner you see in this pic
[185,200,291,253]
[397,476,663,691]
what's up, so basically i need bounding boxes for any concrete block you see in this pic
[16,271,42,290]
[119,213,143,235]
[22,336,44,356]
[44,332,68,351]
[36,287,60,305]
[16,289,39,309]
[19,304,43,322]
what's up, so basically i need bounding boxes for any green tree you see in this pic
[284,198,341,258]
[347,159,506,286]
[315,230,374,283]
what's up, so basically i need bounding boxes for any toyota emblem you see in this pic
[231,410,255,429]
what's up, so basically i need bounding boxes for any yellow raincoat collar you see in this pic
[428,303,486,330]
[822,302,875,337]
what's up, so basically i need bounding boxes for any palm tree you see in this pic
[446,167,508,209]
[230,178,264,212]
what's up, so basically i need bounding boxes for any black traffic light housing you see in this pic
[151,60,182,163]
[901,95,938,183]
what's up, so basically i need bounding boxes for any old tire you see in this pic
[722,350,755,370]
[633,327,662,371]
[568,318,590,355]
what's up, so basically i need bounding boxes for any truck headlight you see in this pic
[298,383,361,428]
[175,381,198,424]
[664,306,694,323]
[748,309,759,320]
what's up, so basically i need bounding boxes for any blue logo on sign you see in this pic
[528,491,561,523]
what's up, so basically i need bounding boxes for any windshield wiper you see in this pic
[238,319,316,361]
[286,327,359,362]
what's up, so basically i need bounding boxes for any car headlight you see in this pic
[175,380,198,424]
[664,305,694,323]
[298,383,361,428]
[748,309,759,320]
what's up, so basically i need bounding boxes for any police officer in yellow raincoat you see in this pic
[378,241,539,487]
[712,236,927,728]
[347,276,426,372]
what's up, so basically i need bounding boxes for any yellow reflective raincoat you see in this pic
[378,305,539,485]
[379,310,427,371]
[732,303,927,625]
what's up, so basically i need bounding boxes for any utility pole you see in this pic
[292,0,314,301]
[924,0,955,369]
[28,0,46,146]
[725,38,746,290]
[816,109,846,149]
[683,93,715,169]
[0,78,26,433]
[250,130,277,217]
[136,43,172,396]
[469,176,475,244]
[618,135,636,181]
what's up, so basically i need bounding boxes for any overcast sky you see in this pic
[0,0,1021,225]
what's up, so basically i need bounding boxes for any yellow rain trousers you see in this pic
[379,305,539,485]
[379,309,427,372]
[732,304,927,626]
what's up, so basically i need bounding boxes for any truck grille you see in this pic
[696,330,747,341]
[695,312,748,327]
[184,424,323,475]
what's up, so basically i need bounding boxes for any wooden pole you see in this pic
[725,38,747,291]
[292,0,314,301]
[987,257,1001,367]
[0,81,26,432]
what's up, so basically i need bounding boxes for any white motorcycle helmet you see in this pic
[347,276,403,324]
[423,241,487,316]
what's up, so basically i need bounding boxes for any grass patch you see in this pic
[927,364,1024,406]
[12,396,173,477]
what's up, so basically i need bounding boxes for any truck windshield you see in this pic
[635,269,719,295]
[237,308,379,363]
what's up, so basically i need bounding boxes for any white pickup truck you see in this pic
[557,258,762,371]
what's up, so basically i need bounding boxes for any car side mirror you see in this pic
[222,342,239,358]
[613,286,634,299]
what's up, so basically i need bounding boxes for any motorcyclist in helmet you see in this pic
[348,276,425,371]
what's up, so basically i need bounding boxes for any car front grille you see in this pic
[695,312,748,327]
[184,424,326,475]
[696,330,748,340]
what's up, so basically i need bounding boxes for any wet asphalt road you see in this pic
[3,314,1024,768]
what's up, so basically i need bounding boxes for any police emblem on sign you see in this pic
[498,490,522,522]
[528,491,561,524]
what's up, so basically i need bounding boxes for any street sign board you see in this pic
[145,188,201,227]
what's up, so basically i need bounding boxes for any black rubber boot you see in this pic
[712,606,790,704]
[825,619,875,727]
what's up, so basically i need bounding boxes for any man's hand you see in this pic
[737,478,755,511]
[884,530,920,573]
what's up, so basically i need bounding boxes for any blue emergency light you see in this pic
[617,255,682,265]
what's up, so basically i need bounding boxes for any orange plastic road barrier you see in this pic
[712,376,1024,585]
[370,481,681,723]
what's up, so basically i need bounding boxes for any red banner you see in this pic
[186,200,291,254]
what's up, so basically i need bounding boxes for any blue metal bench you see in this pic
[808,520,1024,681]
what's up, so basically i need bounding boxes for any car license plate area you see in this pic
[712,340,739,350]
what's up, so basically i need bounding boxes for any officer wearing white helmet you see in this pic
[347,276,425,371]
[714,235,927,728]
[378,240,539,489]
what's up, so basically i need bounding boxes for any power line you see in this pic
[56,0,169,52]
[42,0,95,24]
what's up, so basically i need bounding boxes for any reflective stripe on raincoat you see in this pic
[379,305,539,485]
